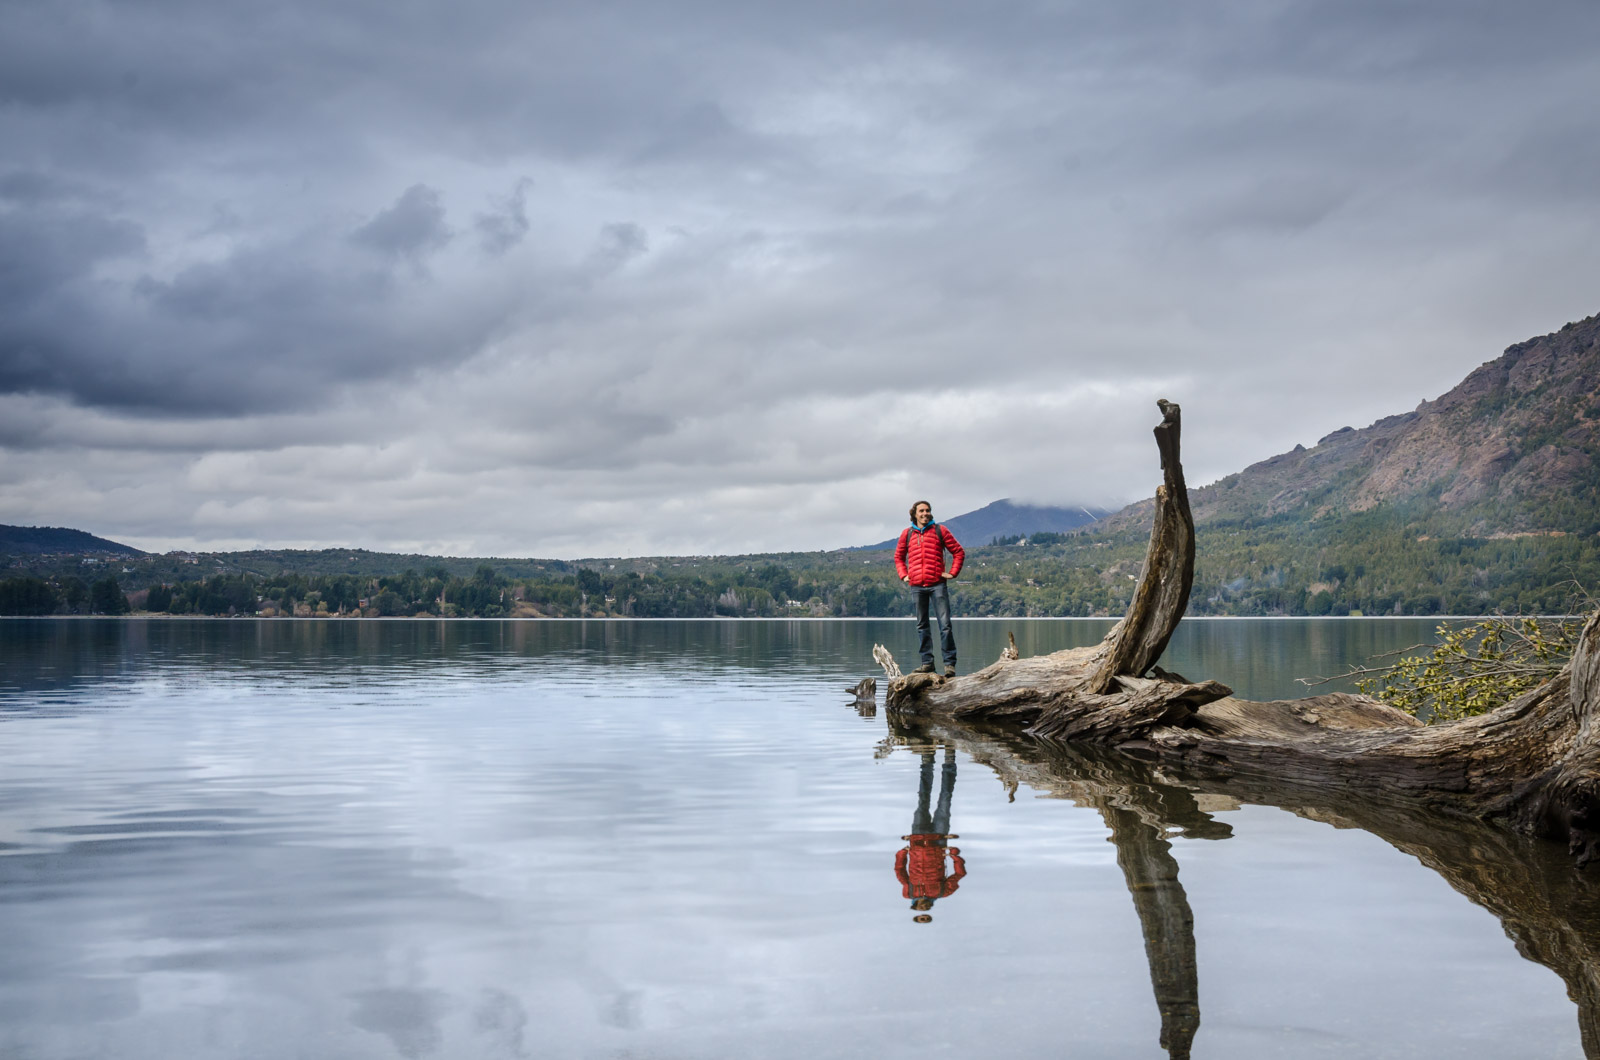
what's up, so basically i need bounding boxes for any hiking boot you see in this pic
[912,663,935,674]
[944,665,957,678]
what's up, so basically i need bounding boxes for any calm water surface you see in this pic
[0,618,1589,1058]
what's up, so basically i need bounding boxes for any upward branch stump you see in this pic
[1088,397,1195,694]
[881,399,1600,863]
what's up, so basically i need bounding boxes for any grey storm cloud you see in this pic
[0,188,509,414]
[1,0,1598,555]
[352,185,453,260]
[590,222,649,273]
[475,180,533,256]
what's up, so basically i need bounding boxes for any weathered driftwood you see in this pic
[1087,397,1195,694]
[845,677,876,701]
[872,643,902,681]
[882,399,1600,863]
[888,714,1600,1059]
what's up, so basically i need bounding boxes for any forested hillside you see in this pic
[4,516,1594,619]
[0,525,143,556]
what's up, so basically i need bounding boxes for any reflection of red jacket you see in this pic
[895,524,965,587]
[895,836,966,899]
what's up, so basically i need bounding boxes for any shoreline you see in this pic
[0,613,1572,623]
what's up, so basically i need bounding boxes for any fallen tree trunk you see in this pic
[882,400,1600,862]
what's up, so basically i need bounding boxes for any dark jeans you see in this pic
[914,581,956,668]
[911,747,958,836]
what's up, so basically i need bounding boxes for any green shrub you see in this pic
[1355,613,1581,723]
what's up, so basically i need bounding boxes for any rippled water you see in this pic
[0,618,1589,1058]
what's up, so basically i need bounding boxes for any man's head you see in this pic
[909,500,932,527]
[910,897,935,912]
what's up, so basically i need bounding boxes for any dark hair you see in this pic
[909,500,932,522]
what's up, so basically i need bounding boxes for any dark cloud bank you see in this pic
[2,0,1597,556]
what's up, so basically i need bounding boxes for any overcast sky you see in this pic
[2,0,1598,558]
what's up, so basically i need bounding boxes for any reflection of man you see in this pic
[895,746,965,922]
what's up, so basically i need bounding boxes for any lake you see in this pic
[0,617,1592,1059]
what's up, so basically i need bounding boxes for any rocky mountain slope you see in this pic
[1108,311,1600,536]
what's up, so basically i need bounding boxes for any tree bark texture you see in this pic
[882,400,1600,863]
[1087,397,1195,694]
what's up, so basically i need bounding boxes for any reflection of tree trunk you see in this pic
[890,714,1600,1059]
[882,401,1600,865]
[888,715,1217,1059]
[1206,765,1600,1060]
[1101,804,1200,1060]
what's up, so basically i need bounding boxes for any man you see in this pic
[894,500,964,677]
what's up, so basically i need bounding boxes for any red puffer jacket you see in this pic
[895,839,966,899]
[895,523,964,587]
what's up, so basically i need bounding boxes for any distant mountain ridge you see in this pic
[1103,311,1600,536]
[859,498,1112,550]
[0,525,143,556]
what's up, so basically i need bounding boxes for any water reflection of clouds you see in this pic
[0,620,1591,1058]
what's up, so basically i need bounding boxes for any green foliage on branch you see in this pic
[1353,615,1580,723]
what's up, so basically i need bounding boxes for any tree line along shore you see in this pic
[4,509,1597,619]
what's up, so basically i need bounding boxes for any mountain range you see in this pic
[0,498,1116,566]
[857,498,1113,550]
